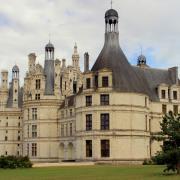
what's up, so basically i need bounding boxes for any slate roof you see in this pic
[91,32,179,101]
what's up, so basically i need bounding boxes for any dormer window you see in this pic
[173,91,177,100]
[161,90,166,99]
[86,78,91,89]
[102,76,109,87]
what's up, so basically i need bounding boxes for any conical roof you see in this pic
[91,32,151,95]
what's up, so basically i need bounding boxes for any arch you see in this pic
[59,143,65,161]
[67,142,74,160]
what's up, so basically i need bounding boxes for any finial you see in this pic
[49,33,51,43]
[111,0,113,9]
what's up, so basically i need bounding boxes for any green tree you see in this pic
[152,111,180,174]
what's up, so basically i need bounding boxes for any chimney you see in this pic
[62,59,66,68]
[84,52,89,72]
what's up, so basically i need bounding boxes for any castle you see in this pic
[0,7,179,163]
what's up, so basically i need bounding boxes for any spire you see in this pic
[72,43,79,68]
[111,0,113,9]
[74,42,78,54]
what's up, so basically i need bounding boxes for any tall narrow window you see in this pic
[86,96,92,107]
[86,78,91,89]
[5,136,8,141]
[101,114,109,130]
[27,143,29,156]
[17,135,20,141]
[32,125,37,138]
[173,91,177,100]
[36,79,41,90]
[86,114,92,131]
[65,81,66,90]
[95,75,98,88]
[28,108,30,120]
[101,140,110,157]
[27,125,29,138]
[32,143,37,157]
[61,124,64,137]
[173,105,178,115]
[161,90,166,99]
[70,123,73,136]
[102,76,109,87]
[86,140,92,157]
[100,94,109,105]
[162,104,167,114]
[32,108,37,120]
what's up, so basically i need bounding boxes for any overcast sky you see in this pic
[0,0,180,83]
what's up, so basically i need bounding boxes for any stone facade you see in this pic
[0,7,180,163]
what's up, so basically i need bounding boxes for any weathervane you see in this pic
[111,0,113,9]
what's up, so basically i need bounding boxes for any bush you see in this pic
[0,156,32,169]
[143,159,153,165]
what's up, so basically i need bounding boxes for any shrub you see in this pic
[0,156,32,169]
[143,159,153,165]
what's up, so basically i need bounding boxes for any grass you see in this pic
[0,165,179,180]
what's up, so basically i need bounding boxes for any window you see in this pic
[162,104,167,114]
[17,136,20,141]
[32,125,37,138]
[6,122,8,127]
[101,140,110,157]
[102,76,109,87]
[101,114,109,130]
[145,115,148,131]
[86,78,91,89]
[86,96,92,106]
[161,90,166,99]
[95,75,98,88]
[35,94,40,100]
[100,94,109,105]
[28,108,30,120]
[5,151,8,156]
[27,143,29,156]
[86,140,92,157]
[18,122,20,127]
[66,124,68,136]
[27,125,30,138]
[145,97,148,107]
[61,111,64,118]
[70,123,73,136]
[61,124,64,137]
[86,114,92,131]
[173,105,178,115]
[32,143,37,157]
[5,136,8,141]
[70,109,73,117]
[36,79,41,90]
[173,91,177,100]
[32,108,37,120]
[65,81,67,90]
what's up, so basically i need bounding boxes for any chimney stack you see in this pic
[84,52,89,72]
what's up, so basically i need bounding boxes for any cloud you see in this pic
[0,0,179,84]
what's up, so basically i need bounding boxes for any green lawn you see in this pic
[0,165,179,180]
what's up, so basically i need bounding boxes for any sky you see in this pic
[0,0,180,83]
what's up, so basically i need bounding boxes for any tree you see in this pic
[152,111,180,175]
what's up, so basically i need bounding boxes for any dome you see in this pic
[45,42,54,49]
[12,65,19,72]
[138,55,146,64]
[105,9,118,18]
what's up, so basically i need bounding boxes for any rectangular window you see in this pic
[35,94,40,100]
[27,125,29,138]
[101,114,109,130]
[86,96,92,106]
[61,111,64,118]
[101,140,110,157]
[86,140,92,157]
[5,136,8,141]
[102,76,109,87]
[95,75,98,88]
[28,108,30,120]
[32,125,37,138]
[173,105,178,115]
[32,143,37,157]
[86,78,91,89]
[161,90,166,99]
[70,123,73,136]
[70,109,73,117]
[86,114,92,131]
[100,94,109,105]
[32,108,37,120]
[27,143,29,156]
[61,124,64,137]
[162,104,167,114]
[173,91,177,100]
[17,135,20,141]
[36,79,41,90]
